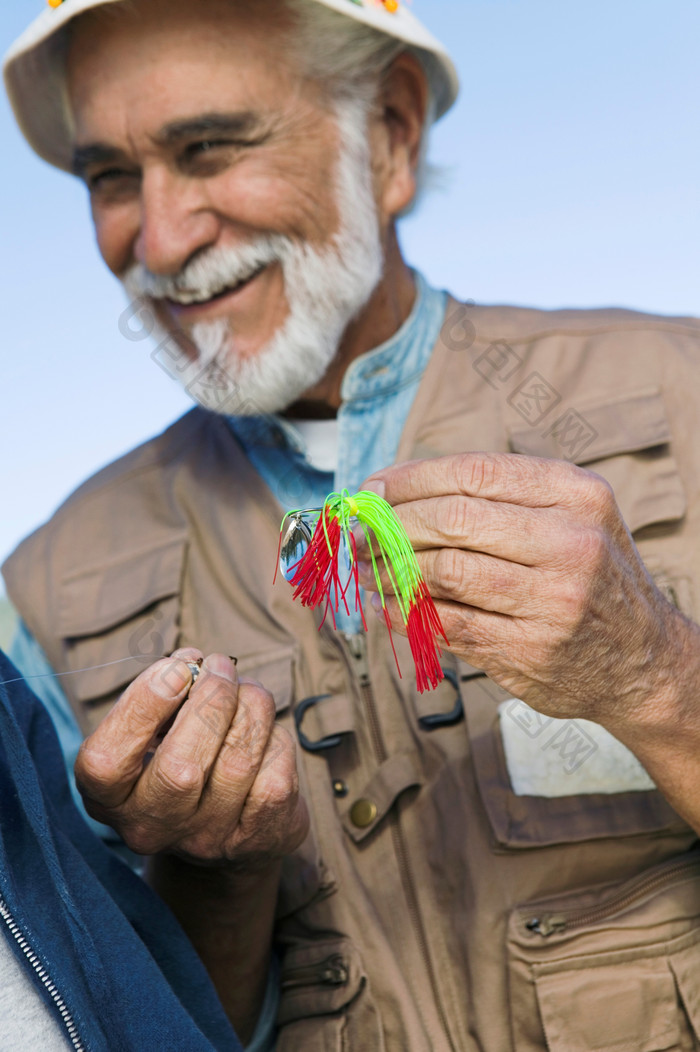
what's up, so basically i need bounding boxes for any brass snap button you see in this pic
[350,798,377,828]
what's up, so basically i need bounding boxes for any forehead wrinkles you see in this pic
[68,0,295,46]
[66,0,304,132]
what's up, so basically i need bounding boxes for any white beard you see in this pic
[123,98,383,416]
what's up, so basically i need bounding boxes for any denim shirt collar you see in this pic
[230,271,443,456]
[339,270,436,404]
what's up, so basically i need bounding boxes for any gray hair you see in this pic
[285,0,437,208]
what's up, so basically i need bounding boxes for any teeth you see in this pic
[171,289,226,305]
[169,284,235,305]
[166,264,263,305]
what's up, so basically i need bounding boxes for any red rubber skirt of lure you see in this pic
[278,490,449,692]
[288,510,351,629]
[406,582,450,693]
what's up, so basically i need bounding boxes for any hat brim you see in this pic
[3,0,459,173]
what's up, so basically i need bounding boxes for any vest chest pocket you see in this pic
[276,937,385,1052]
[509,387,694,619]
[463,674,690,849]
[507,851,700,1052]
[57,534,187,731]
[508,387,686,535]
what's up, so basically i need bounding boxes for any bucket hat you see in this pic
[3,0,459,173]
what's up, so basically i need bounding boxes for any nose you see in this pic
[134,167,220,276]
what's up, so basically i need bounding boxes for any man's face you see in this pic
[67,0,384,413]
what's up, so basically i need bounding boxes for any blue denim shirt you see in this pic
[7,271,446,1046]
[232,271,447,631]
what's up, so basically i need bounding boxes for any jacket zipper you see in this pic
[344,632,454,1048]
[524,855,700,937]
[0,896,86,1052]
[280,953,349,992]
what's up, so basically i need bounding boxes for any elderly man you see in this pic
[4,0,700,1049]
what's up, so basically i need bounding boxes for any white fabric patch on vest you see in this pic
[498,699,656,797]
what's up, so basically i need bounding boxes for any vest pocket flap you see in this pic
[66,595,181,707]
[342,754,422,843]
[237,649,295,714]
[464,677,688,847]
[535,958,680,1052]
[58,534,187,637]
[278,937,366,1025]
[509,390,686,533]
[508,389,672,464]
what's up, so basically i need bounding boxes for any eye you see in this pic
[185,139,230,160]
[86,168,138,194]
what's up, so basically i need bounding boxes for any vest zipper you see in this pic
[524,854,700,938]
[0,896,86,1051]
[344,632,454,1049]
[280,953,349,992]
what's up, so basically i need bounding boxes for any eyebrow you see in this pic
[72,143,126,178]
[154,111,265,147]
[72,112,267,176]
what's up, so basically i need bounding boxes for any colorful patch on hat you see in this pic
[48,0,65,8]
[348,0,401,12]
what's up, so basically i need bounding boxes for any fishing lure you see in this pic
[276,489,448,692]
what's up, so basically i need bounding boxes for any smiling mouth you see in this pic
[164,264,267,308]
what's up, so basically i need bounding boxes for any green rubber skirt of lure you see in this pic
[275,489,449,692]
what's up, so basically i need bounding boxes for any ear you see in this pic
[374,52,429,219]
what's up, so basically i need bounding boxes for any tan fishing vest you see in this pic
[5,300,700,1051]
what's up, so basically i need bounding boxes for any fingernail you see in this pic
[185,661,202,684]
[362,478,385,499]
[371,592,382,612]
[203,654,238,682]
[157,659,193,698]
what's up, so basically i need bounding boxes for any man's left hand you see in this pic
[75,649,309,867]
[360,452,695,732]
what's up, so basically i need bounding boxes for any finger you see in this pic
[384,495,565,565]
[420,548,555,616]
[76,656,195,809]
[375,592,519,670]
[199,680,277,822]
[231,724,310,859]
[363,547,544,617]
[151,647,205,740]
[362,452,591,511]
[135,655,240,822]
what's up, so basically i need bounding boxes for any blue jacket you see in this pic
[0,650,242,1052]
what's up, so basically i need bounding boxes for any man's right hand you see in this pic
[75,648,309,867]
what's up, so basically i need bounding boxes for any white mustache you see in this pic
[123,237,285,305]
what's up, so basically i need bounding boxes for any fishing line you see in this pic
[0,655,144,689]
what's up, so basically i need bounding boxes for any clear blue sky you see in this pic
[1,0,698,594]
